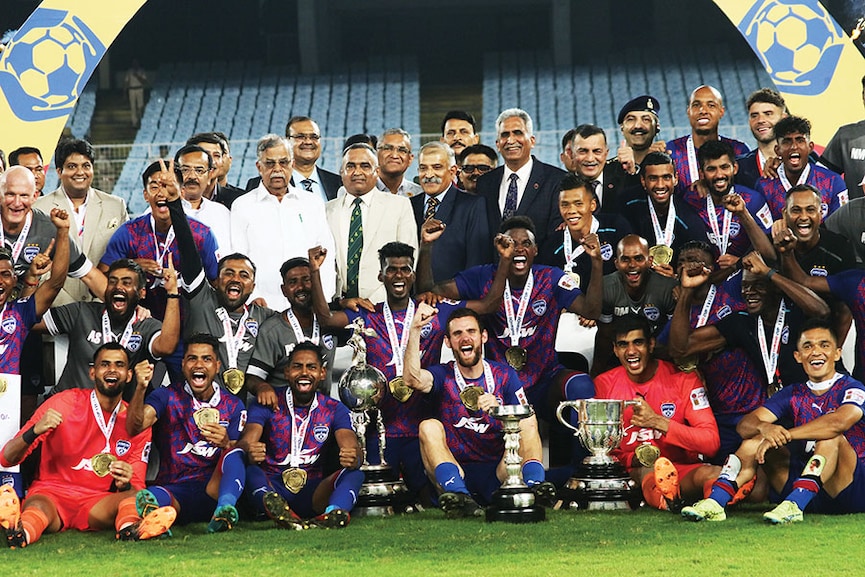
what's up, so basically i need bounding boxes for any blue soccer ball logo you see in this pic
[0,8,104,121]
[740,0,844,96]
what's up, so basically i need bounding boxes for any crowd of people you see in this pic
[2,78,865,547]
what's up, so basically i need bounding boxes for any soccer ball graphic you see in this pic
[740,0,844,96]
[0,8,104,121]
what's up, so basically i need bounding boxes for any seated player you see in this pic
[235,342,363,529]
[594,315,720,511]
[403,305,557,517]
[126,334,247,532]
[0,344,175,547]
[683,319,865,524]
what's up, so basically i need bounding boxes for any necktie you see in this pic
[301,179,314,192]
[346,197,363,298]
[503,173,518,219]
[424,196,439,222]
[591,180,601,205]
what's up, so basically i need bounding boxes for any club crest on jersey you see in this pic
[716,304,732,320]
[1,316,16,334]
[643,305,660,322]
[600,243,614,261]
[23,245,40,262]
[729,221,741,238]
[558,274,578,291]
[532,299,547,316]
[126,334,142,352]
[245,320,258,338]
[420,322,433,339]
[809,266,827,277]
[781,326,790,345]
[115,439,131,456]
[322,334,334,350]
[821,203,828,217]
[660,403,676,418]
[313,424,329,443]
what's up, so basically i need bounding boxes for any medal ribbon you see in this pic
[453,360,495,395]
[383,299,415,374]
[778,164,811,192]
[705,193,732,255]
[148,216,175,287]
[285,388,318,468]
[757,299,786,386]
[285,306,320,345]
[648,197,676,247]
[563,217,599,272]
[101,310,137,347]
[695,284,717,328]
[216,306,249,370]
[90,389,121,453]
[686,136,700,185]
[756,149,766,178]
[0,211,33,263]
[503,271,534,347]
[183,382,221,410]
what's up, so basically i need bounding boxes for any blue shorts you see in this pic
[246,465,327,519]
[462,461,501,505]
[712,413,745,465]
[156,480,217,524]
[384,436,431,499]
[781,458,865,514]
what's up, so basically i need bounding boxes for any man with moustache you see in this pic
[736,89,788,189]
[457,144,498,194]
[186,132,246,208]
[172,144,232,254]
[610,95,667,198]
[8,147,45,196]
[568,124,629,214]
[440,110,480,156]
[410,142,490,284]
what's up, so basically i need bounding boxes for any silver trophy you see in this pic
[555,399,640,510]
[338,318,409,516]
[485,404,545,523]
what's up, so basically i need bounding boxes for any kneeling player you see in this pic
[683,318,865,523]
[0,344,174,547]
[403,305,557,518]
[126,334,247,532]
[235,342,363,529]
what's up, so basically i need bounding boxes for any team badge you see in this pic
[821,203,828,217]
[843,388,865,405]
[531,299,547,316]
[142,441,151,463]
[245,320,259,337]
[643,305,659,322]
[313,424,329,443]
[1,316,16,334]
[729,221,741,238]
[420,322,433,339]
[809,266,827,277]
[1,475,13,487]
[600,243,614,261]
[558,274,578,291]
[781,326,789,345]
[690,387,710,410]
[716,305,732,319]
[660,403,676,418]
[23,246,40,262]
[322,334,334,350]
[115,439,131,456]
[126,334,142,352]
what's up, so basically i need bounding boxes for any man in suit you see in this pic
[411,142,491,284]
[326,144,417,303]
[568,124,635,215]
[475,108,566,252]
[186,132,246,209]
[34,138,128,305]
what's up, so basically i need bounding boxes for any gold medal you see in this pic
[635,444,661,468]
[282,467,308,493]
[0,376,6,395]
[459,386,485,412]
[193,407,220,429]
[505,346,527,371]
[91,453,117,477]
[649,245,674,266]
[677,355,699,373]
[388,377,413,403]
[222,368,245,394]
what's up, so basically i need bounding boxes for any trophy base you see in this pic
[485,486,545,523]
[353,464,412,517]
[554,463,640,511]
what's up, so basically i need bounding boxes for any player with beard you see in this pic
[402,305,554,516]
[39,257,180,395]
[735,88,788,189]
[126,334,247,533]
[0,344,175,547]
[247,257,343,401]
[235,341,363,529]
[683,319,865,524]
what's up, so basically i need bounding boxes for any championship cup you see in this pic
[485,404,545,523]
[554,398,641,510]
[338,319,409,516]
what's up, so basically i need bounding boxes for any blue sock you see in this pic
[244,465,272,516]
[434,462,468,494]
[216,449,245,508]
[787,477,820,511]
[521,459,545,486]
[328,469,364,512]
[708,479,737,507]
[147,485,174,507]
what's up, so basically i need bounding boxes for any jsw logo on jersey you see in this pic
[496,326,536,340]
[178,441,220,459]
[623,427,661,446]
[275,449,319,466]
[453,416,490,433]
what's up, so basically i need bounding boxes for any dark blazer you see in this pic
[475,156,566,250]
[594,160,641,216]
[411,185,492,283]
[214,183,247,209]
[244,167,341,201]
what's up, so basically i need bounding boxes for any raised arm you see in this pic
[151,253,180,356]
[465,233,512,315]
[668,264,727,359]
[403,302,437,394]
[566,233,603,319]
[416,218,461,298]
[742,252,830,318]
[308,245,352,329]
[34,209,71,316]
[126,361,159,436]
[723,192,775,261]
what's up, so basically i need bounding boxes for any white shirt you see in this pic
[231,184,336,309]
[498,157,534,215]
[377,176,423,198]
[333,191,373,294]
[293,167,328,204]
[182,196,232,258]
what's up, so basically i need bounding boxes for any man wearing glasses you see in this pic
[286,116,341,202]
[376,128,422,198]
[457,145,498,194]
[172,145,232,255]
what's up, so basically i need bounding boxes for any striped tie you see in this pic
[301,179,314,192]
[503,173,518,219]
[346,197,363,298]
[424,196,439,222]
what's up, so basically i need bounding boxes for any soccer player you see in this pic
[683,319,865,523]
[0,344,175,547]
[402,305,555,517]
[594,315,720,511]
[126,334,247,532]
[236,341,363,529]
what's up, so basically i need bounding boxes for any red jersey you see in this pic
[1,389,151,493]
[594,360,719,470]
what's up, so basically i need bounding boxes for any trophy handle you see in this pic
[556,401,582,436]
[624,400,640,409]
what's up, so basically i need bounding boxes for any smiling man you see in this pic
[173,144,231,255]
[735,89,788,189]
[376,128,422,198]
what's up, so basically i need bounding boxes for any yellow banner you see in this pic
[0,0,146,163]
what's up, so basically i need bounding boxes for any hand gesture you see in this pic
[134,361,154,389]
[34,408,62,435]
[651,262,675,278]
[477,392,500,413]
[27,238,54,278]
[155,158,180,202]
[421,218,446,244]
[763,155,781,180]
[412,302,438,329]
[200,423,230,449]
[617,140,636,175]
[741,251,770,276]
[582,232,602,261]
[690,179,709,199]
[340,297,376,313]
[494,233,515,260]
[49,208,70,231]
[415,291,444,307]
[256,383,279,410]
[716,254,740,270]
[679,261,712,289]
[630,397,663,430]
[108,460,134,488]
[650,140,667,155]
[308,245,326,271]
[771,221,797,253]
[722,192,746,214]
[163,253,178,295]
[339,446,360,469]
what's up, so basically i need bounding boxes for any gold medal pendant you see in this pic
[193,407,220,429]
[282,467,308,493]
[222,368,245,394]
[635,444,661,468]
[648,245,674,266]
[388,376,413,403]
[459,385,485,412]
[505,346,527,371]
[91,453,117,477]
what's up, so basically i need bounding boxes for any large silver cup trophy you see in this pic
[485,404,545,523]
[338,319,409,516]
[554,398,640,510]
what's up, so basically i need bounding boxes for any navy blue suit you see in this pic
[475,156,567,251]
[411,185,492,283]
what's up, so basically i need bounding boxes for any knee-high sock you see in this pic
[115,497,140,531]
[521,459,545,486]
[787,455,825,511]
[326,468,364,513]
[244,465,271,516]
[217,449,245,508]
[20,507,49,545]
[146,486,174,508]
[434,462,468,495]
